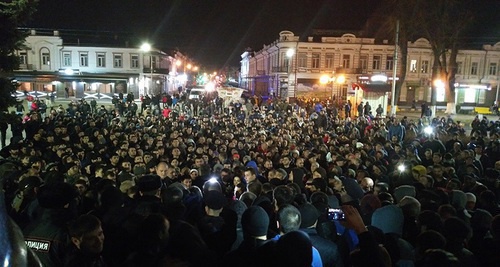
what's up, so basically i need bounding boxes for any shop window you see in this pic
[463,89,475,103]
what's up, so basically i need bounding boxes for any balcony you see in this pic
[143,67,169,75]
[19,64,34,70]
[335,67,365,74]
[272,66,289,73]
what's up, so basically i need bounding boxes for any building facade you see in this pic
[13,29,191,100]
[240,30,500,111]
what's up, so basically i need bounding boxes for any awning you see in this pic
[353,82,391,92]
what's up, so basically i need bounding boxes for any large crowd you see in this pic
[1,91,499,267]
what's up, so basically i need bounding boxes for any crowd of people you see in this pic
[1,91,500,267]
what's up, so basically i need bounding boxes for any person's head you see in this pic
[241,206,269,240]
[360,177,374,193]
[274,230,313,267]
[277,204,301,234]
[244,167,257,183]
[181,176,192,189]
[273,185,294,211]
[155,162,169,179]
[69,214,105,255]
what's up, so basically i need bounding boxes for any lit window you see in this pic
[464,89,475,103]
[409,59,417,73]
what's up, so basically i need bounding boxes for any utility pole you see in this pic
[390,20,400,116]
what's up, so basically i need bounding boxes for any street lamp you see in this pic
[140,43,153,96]
[320,74,345,102]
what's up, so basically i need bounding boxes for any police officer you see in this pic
[23,182,78,267]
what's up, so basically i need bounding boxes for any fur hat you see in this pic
[136,174,162,192]
[37,182,77,209]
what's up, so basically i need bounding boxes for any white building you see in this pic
[240,30,500,112]
[13,29,192,100]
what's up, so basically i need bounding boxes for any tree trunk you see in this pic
[445,92,456,114]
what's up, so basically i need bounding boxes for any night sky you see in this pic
[26,0,499,70]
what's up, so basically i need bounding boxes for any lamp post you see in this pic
[140,43,153,96]
[320,74,345,104]
[286,48,295,101]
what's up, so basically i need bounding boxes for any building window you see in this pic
[325,53,334,69]
[342,54,350,68]
[97,53,106,67]
[80,52,88,67]
[386,55,394,70]
[470,62,478,75]
[41,52,50,66]
[19,51,27,65]
[464,89,475,103]
[489,63,497,76]
[298,53,307,68]
[421,60,429,73]
[113,53,123,68]
[409,59,417,72]
[373,55,382,70]
[62,52,71,67]
[359,54,368,71]
[456,62,462,74]
[312,53,320,69]
[131,54,139,68]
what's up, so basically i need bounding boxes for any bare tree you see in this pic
[418,0,474,114]
[365,0,423,111]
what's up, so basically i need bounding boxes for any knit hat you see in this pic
[299,203,320,228]
[37,182,78,209]
[204,190,226,210]
[393,185,416,203]
[412,165,427,176]
[311,178,327,193]
[241,206,269,237]
[371,204,404,236]
[342,178,364,200]
[136,174,162,192]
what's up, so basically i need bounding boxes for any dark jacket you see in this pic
[23,209,73,267]
[302,227,343,267]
